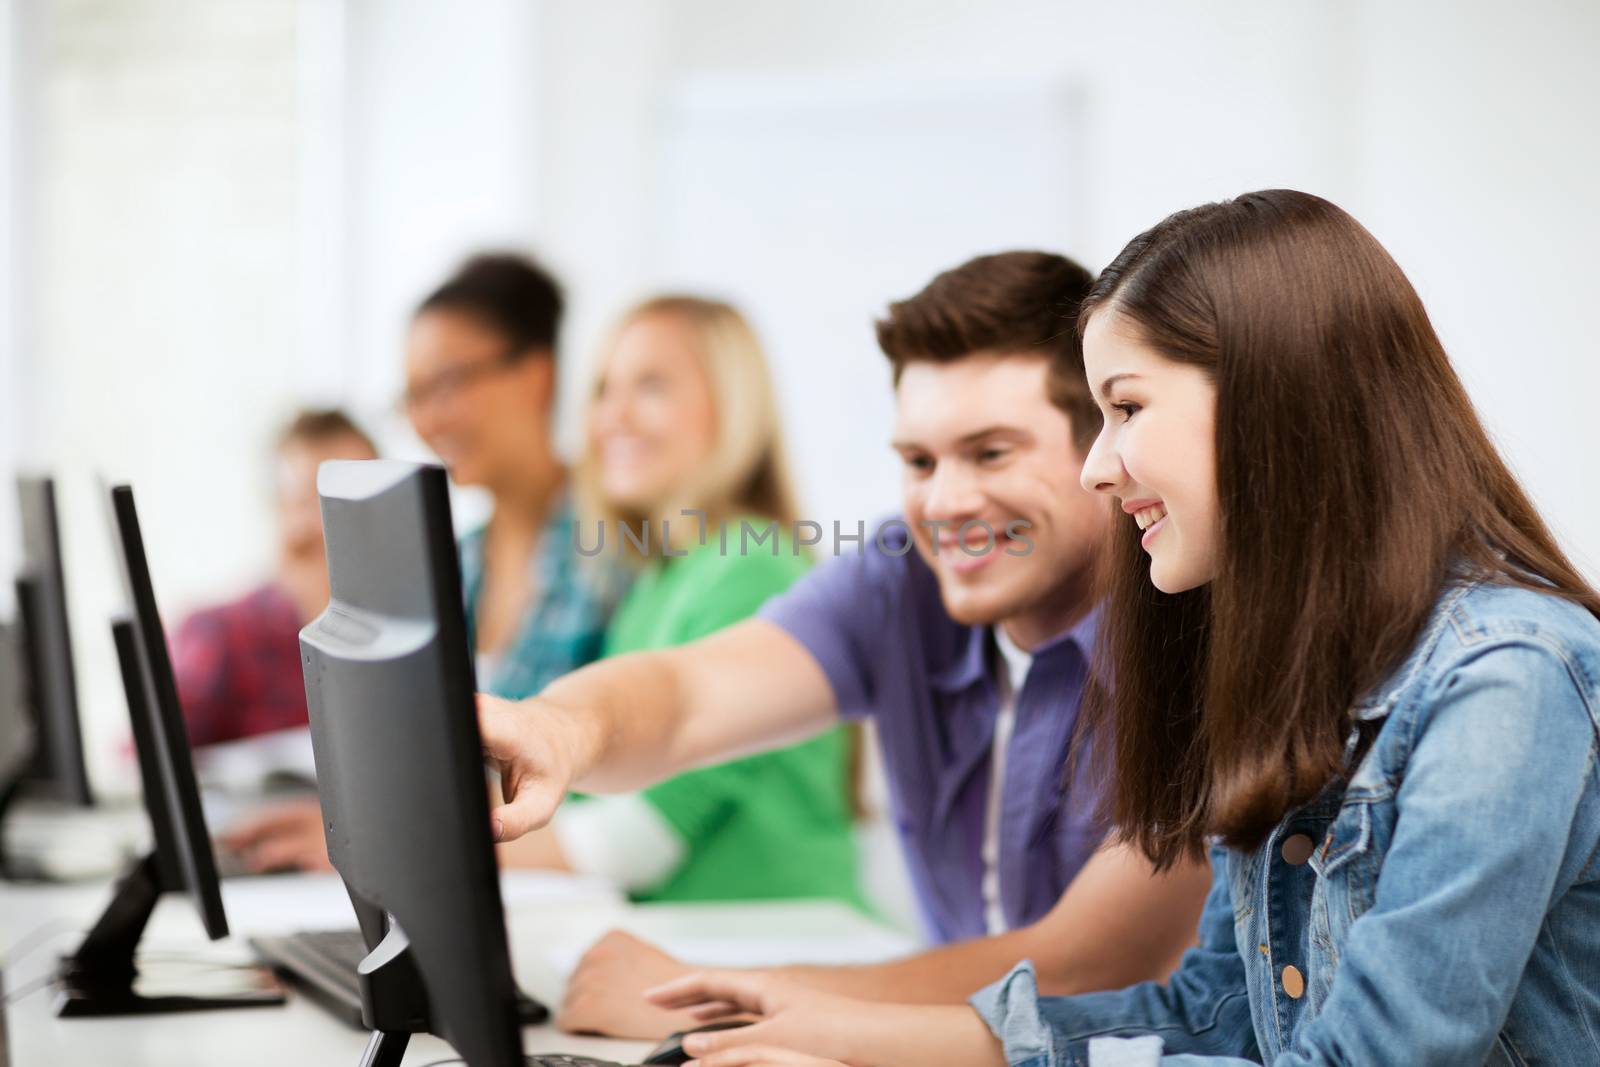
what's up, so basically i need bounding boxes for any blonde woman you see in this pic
[502,296,862,914]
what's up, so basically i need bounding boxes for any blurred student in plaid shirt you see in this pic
[171,408,377,748]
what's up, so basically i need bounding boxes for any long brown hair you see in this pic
[1079,190,1600,868]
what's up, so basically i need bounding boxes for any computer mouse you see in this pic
[516,987,551,1026]
[640,1019,754,1066]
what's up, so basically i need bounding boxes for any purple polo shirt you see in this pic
[759,520,1105,943]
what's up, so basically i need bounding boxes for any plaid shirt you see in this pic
[458,494,629,699]
[171,583,309,747]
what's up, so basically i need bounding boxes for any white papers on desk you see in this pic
[219,869,624,937]
[1,799,150,880]
[193,726,319,792]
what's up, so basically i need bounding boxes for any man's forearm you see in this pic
[537,650,693,793]
[772,929,1041,1004]
[771,845,1209,1006]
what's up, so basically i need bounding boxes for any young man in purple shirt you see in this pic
[480,252,1212,1038]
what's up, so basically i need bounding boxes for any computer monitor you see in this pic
[13,477,92,806]
[53,484,284,1016]
[302,460,522,1067]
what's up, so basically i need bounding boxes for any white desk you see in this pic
[1,869,919,1066]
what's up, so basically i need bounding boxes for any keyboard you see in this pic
[250,928,550,1030]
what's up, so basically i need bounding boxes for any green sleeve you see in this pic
[666,547,809,645]
[644,727,844,845]
[642,765,738,843]
[643,549,811,841]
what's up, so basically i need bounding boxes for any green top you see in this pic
[601,523,862,907]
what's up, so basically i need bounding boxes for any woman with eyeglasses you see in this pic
[403,253,629,699]
[221,253,628,872]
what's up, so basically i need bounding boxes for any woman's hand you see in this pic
[646,971,1009,1067]
[477,692,590,841]
[646,971,883,1065]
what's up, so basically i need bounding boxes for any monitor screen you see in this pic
[15,478,91,805]
[106,484,227,939]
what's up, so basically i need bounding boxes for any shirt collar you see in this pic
[992,624,1034,695]
[928,604,1099,694]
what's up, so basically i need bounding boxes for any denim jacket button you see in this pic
[1281,834,1315,865]
[1282,965,1306,999]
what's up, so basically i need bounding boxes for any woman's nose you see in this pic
[1079,432,1124,495]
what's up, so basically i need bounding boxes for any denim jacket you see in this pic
[972,577,1600,1066]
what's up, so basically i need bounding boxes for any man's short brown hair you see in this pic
[875,251,1100,451]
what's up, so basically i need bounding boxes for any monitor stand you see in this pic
[55,851,286,1016]
[349,902,432,1067]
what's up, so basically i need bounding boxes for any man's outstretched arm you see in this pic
[777,840,1209,1002]
[559,840,1211,1037]
[480,619,838,840]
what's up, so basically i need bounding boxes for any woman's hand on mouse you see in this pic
[645,971,876,1065]
[646,971,1009,1067]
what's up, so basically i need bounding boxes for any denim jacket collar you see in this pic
[1350,579,1479,722]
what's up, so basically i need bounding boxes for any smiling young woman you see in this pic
[1075,190,1600,869]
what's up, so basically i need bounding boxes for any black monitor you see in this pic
[52,483,284,1016]
[12,477,92,806]
[302,460,523,1067]
[0,620,33,806]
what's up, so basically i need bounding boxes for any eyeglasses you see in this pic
[397,355,519,415]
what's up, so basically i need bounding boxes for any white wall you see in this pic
[657,0,1360,260]
[0,0,25,619]
[519,0,1356,529]
[15,0,301,785]
[532,0,1350,519]
[327,0,546,532]
[1352,1,1600,572]
[339,0,539,418]
[528,0,673,451]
